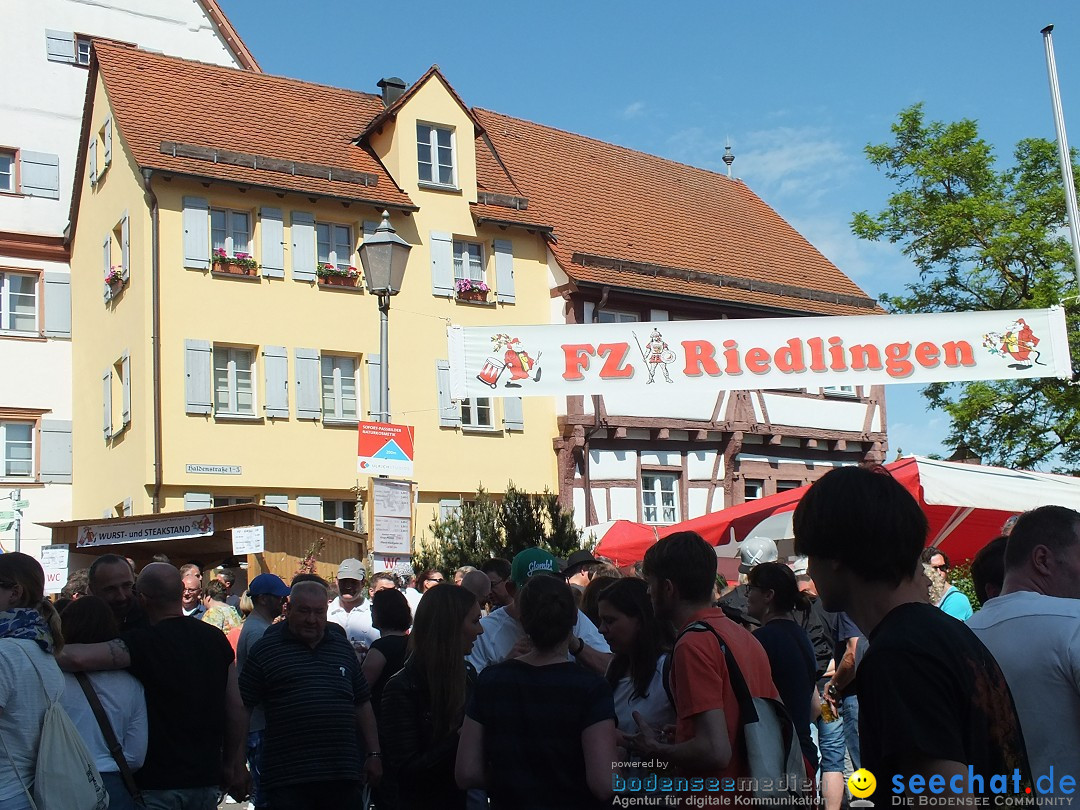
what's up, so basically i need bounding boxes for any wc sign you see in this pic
[39,545,69,595]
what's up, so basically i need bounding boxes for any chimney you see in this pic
[377,77,407,108]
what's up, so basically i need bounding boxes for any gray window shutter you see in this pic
[88,143,97,186]
[20,152,60,199]
[103,117,113,166]
[184,339,212,415]
[366,354,382,420]
[120,211,130,281]
[121,351,131,426]
[182,196,210,270]
[430,231,454,296]
[503,397,524,431]
[291,211,316,281]
[439,498,462,520]
[46,30,75,63]
[40,420,73,484]
[295,347,321,419]
[363,220,379,238]
[184,492,212,511]
[103,235,112,302]
[494,239,515,303]
[263,345,289,418]
[260,207,285,278]
[263,494,288,511]
[122,497,133,517]
[297,495,323,521]
[436,360,460,427]
[43,273,71,338]
[103,368,113,440]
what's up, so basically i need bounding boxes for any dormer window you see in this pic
[417,123,455,187]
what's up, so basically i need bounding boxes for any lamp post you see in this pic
[358,211,412,423]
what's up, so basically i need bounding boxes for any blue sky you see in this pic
[220,0,1080,460]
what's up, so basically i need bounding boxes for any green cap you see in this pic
[510,547,561,587]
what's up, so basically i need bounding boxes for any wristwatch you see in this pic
[571,636,585,656]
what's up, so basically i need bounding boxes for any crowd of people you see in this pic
[0,464,1077,809]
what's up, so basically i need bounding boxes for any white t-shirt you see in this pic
[326,597,379,653]
[60,669,148,773]
[466,605,610,673]
[0,639,65,801]
[611,654,676,736]
[968,590,1080,797]
[403,587,424,616]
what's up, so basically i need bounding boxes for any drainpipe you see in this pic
[142,169,163,513]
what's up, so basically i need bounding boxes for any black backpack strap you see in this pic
[74,672,143,802]
[674,620,759,723]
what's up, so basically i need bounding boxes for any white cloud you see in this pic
[621,100,646,120]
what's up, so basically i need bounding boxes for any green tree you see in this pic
[853,103,1080,470]
[415,482,587,572]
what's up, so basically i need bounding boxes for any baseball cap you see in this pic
[337,558,366,582]
[510,547,561,587]
[738,537,778,574]
[248,573,290,597]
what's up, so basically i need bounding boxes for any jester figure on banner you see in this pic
[634,328,675,383]
[982,317,1045,370]
[477,333,542,389]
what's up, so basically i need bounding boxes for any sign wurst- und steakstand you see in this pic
[40,504,367,587]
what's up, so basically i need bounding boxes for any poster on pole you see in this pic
[232,525,265,555]
[372,516,411,555]
[373,479,412,518]
[357,422,415,477]
[369,478,414,556]
[39,545,69,594]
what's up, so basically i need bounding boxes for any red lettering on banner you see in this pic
[722,340,743,375]
[849,344,884,371]
[828,337,847,371]
[562,344,595,381]
[597,343,634,379]
[745,348,771,375]
[942,341,975,368]
[885,342,914,378]
[807,337,827,372]
[915,342,940,368]
[774,339,806,373]
[682,340,721,377]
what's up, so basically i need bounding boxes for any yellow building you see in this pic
[68,45,559,543]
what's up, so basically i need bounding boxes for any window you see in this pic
[0,421,33,478]
[642,473,679,525]
[76,36,92,66]
[213,496,254,507]
[0,151,14,193]
[823,385,857,397]
[321,355,358,420]
[777,480,801,492]
[211,209,251,257]
[213,347,255,415]
[597,310,640,324]
[417,124,455,186]
[453,241,483,282]
[744,479,764,501]
[323,500,357,532]
[316,222,352,270]
[0,272,38,333]
[460,397,493,429]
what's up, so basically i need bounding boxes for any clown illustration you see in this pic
[982,318,1045,370]
[478,333,542,389]
[634,329,675,383]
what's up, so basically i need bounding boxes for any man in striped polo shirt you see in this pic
[239,580,382,809]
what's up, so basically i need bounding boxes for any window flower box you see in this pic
[105,267,123,288]
[317,263,360,287]
[455,278,489,302]
[212,248,259,276]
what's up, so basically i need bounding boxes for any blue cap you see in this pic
[248,573,290,597]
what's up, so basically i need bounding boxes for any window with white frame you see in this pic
[777,480,801,492]
[460,397,493,429]
[213,346,255,415]
[597,309,640,324]
[744,479,764,501]
[642,473,679,525]
[316,222,352,270]
[0,151,14,193]
[210,209,251,257]
[417,123,455,187]
[823,385,857,397]
[213,496,254,507]
[0,272,37,333]
[453,241,483,282]
[1,421,33,478]
[76,36,92,66]
[321,355,358,420]
[323,500,357,532]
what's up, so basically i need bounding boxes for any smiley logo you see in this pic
[848,769,877,798]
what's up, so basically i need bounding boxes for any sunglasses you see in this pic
[425,577,445,583]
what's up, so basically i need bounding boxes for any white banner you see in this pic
[232,525,265,555]
[448,308,1072,399]
[77,514,214,548]
[39,545,69,595]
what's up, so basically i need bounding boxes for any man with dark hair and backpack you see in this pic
[628,531,781,794]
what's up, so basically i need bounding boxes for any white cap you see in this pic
[738,536,778,574]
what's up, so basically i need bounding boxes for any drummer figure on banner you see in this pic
[477,333,543,389]
[635,328,675,384]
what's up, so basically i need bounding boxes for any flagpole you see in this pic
[1041,24,1080,293]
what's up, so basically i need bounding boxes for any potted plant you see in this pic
[455,278,490,302]
[105,266,124,289]
[212,248,259,276]
[316,263,360,287]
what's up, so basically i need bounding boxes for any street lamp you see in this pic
[358,210,412,423]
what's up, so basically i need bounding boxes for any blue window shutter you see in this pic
[295,348,321,419]
[43,273,71,338]
[120,211,130,281]
[182,196,210,270]
[436,360,460,427]
[366,354,383,420]
[20,152,60,199]
[121,351,131,426]
[263,345,289,418]
[184,492,212,511]
[494,239,515,303]
[503,397,524,431]
[260,207,285,277]
[263,494,289,511]
[46,30,75,63]
[297,496,323,521]
[88,142,97,186]
[103,235,112,302]
[291,211,316,281]
[103,117,113,166]
[184,339,212,415]
[103,368,113,440]
[40,420,73,484]
[430,231,454,296]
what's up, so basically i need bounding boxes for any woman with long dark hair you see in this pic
[381,584,482,809]
[746,561,819,771]
[0,553,66,810]
[416,568,445,594]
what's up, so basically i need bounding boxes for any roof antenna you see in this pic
[722,139,735,178]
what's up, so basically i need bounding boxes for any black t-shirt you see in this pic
[796,596,836,682]
[718,584,758,627]
[368,633,408,718]
[753,619,819,770]
[858,602,1031,786]
[467,659,615,810]
[122,616,235,789]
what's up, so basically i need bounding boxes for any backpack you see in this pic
[0,643,109,810]
[664,621,808,803]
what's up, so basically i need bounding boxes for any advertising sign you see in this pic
[357,422,415,477]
